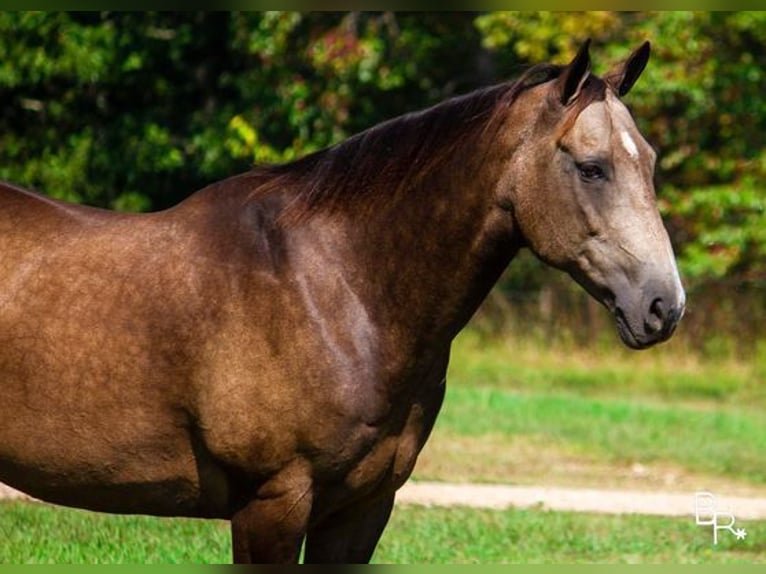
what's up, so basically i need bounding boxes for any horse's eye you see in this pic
[577,162,606,182]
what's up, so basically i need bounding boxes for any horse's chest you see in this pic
[341,378,446,495]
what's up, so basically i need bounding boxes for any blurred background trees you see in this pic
[0,11,763,354]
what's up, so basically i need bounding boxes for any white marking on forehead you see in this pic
[620,130,639,159]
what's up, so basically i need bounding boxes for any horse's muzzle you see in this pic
[614,293,686,350]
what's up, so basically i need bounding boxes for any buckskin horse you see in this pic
[0,41,684,563]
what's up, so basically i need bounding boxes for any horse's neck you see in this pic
[317,148,522,350]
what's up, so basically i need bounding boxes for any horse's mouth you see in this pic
[602,290,653,350]
[613,307,651,350]
[612,305,680,350]
[570,273,679,350]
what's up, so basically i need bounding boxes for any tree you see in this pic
[0,12,487,211]
[1,12,763,347]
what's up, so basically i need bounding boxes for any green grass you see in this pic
[448,329,766,408]
[1,501,763,564]
[424,386,766,485]
[411,329,766,489]
[376,505,766,563]
[0,501,231,563]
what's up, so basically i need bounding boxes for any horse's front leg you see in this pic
[303,490,396,564]
[229,465,313,564]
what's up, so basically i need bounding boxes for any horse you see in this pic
[0,40,684,563]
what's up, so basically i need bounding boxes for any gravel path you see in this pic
[3,480,766,520]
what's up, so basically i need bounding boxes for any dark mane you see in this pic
[250,63,606,221]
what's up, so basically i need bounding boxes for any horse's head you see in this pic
[503,41,685,349]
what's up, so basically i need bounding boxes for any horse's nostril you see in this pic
[645,298,666,335]
[650,298,666,321]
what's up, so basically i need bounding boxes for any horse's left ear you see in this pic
[605,41,651,97]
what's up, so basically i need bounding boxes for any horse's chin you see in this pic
[614,309,652,350]
[569,276,653,350]
[613,306,676,350]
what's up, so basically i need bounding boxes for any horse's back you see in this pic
[0,182,234,516]
[0,179,110,221]
[0,176,315,518]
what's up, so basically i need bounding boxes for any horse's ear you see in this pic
[557,38,592,106]
[605,41,651,97]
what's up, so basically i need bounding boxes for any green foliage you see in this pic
[663,181,766,283]
[475,11,622,62]
[0,11,763,327]
[0,12,247,209]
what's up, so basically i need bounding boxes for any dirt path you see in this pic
[0,483,31,501]
[397,481,766,520]
[4,480,766,520]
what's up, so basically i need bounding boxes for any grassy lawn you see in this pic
[413,386,766,489]
[1,500,763,564]
[0,501,231,564]
[447,329,766,408]
[376,505,766,563]
[410,330,766,494]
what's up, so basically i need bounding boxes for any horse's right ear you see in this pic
[557,39,592,106]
